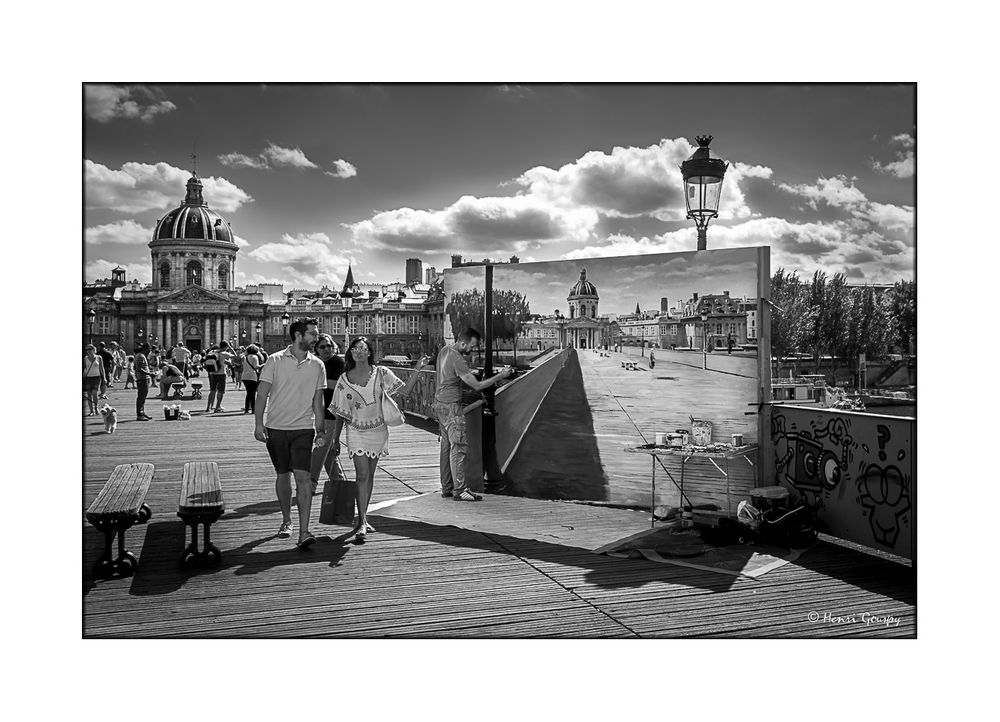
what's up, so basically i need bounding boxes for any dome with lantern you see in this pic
[567,268,599,300]
[152,174,236,246]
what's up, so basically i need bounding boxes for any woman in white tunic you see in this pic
[328,337,427,542]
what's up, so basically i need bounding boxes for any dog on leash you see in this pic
[99,404,118,434]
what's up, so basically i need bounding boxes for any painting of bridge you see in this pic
[444,247,770,511]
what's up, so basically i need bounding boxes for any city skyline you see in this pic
[84,84,914,292]
[445,248,761,318]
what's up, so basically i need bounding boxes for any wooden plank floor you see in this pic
[82,377,915,637]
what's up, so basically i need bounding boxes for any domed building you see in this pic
[101,173,272,352]
[565,268,607,349]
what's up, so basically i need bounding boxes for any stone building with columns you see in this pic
[90,173,269,352]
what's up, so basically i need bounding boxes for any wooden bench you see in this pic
[85,463,154,579]
[177,461,225,568]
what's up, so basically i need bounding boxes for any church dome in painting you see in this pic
[568,268,598,299]
[152,175,236,246]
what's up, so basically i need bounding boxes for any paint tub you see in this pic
[731,433,744,447]
[655,432,668,446]
[666,433,684,447]
[691,419,712,445]
[675,429,689,445]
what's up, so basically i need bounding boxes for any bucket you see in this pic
[654,432,668,446]
[731,433,744,447]
[691,419,712,445]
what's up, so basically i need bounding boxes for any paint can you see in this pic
[676,429,689,445]
[731,433,744,447]
[655,432,668,446]
[691,419,712,445]
[681,506,694,529]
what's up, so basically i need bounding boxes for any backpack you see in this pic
[203,351,220,373]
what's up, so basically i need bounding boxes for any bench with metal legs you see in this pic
[86,464,154,578]
[178,461,225,569]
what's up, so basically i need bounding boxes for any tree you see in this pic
[446,289,485,364]
[806,270,827,372]
[822,272,851,378]
[887,280,916,354]
[770,269,814,375]
[492,289,532,365]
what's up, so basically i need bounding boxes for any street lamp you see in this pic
[281,311,290,334]
[700,309,709,370]
[681,135,729,251]
[87,308,96,345]
[340,289,354,348]
[375,307,383,361]
[255,321,262,345]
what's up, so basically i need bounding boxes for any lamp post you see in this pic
[340,290,353,348]
[681,135,729,251]
[87,308,96,345]
[281,311,290,335]
[375,307,383,361]
[700,309,709,370]
[255,322,262,346]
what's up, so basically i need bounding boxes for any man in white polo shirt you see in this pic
[253,317,326,548]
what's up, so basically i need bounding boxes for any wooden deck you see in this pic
[82,378,915,637]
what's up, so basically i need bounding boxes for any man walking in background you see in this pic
[203,341,233,413]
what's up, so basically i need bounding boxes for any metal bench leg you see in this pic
[202,521,222,567]
[180,520,199,568]
[115,524,138,577]
[92,520,117,579]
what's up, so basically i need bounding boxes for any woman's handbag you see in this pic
[380,368,406,427]
[319,462,355,525]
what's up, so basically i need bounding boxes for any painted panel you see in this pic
[769,405,914,559]
[443,248,766,509]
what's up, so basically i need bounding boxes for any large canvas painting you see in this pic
[443,247,769,512]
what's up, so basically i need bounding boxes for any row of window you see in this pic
[160,260,228,288]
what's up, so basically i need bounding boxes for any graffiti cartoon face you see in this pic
[784,433,843,492]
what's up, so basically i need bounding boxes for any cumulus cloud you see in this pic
[234,234,251,248]
[324,159,358,178]
[778,175,869,209]
[347,195,599,254]
[854,201,914,233]
[85,84,177,123]
[247,232,353,288]
[218,142,320,170]
[85,160,253,214]
[871,133,915,178]
[85,259,151,284]
[516,138,770,222]
[85,219,152,246]
[562,213,911,283]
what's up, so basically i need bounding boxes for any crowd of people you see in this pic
[84,317,513,548]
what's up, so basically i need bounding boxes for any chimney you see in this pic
[660,297,669,312]
[724,290,730,296]
[451,254,462,268]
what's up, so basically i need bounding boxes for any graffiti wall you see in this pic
[768,405,914,559]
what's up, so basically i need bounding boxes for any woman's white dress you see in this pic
[330,366,404,458]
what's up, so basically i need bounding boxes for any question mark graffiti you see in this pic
[876,424,890,462]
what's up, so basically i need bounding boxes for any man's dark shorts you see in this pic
[209,373,227,394]
[265,428,315,474]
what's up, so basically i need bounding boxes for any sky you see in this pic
[446,247,760,318]
[83,83,915,291]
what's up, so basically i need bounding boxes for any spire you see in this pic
[635,301,641,315]
[341,264,356,294]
